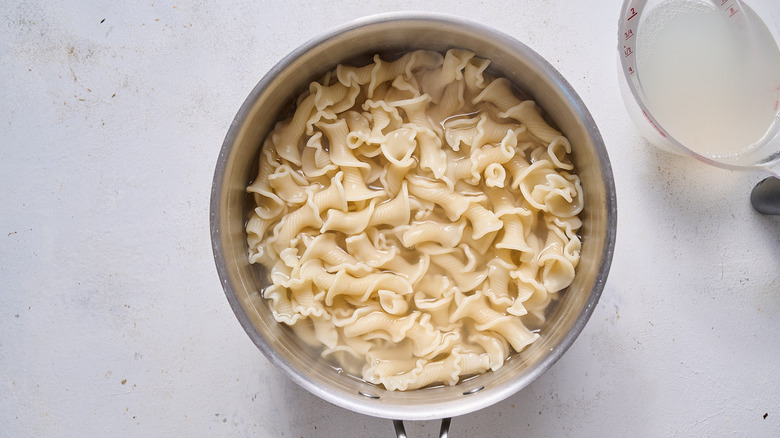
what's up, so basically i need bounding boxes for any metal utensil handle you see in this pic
[750,176,780,215]
[393,418,452,438]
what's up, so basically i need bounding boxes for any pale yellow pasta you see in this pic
[460,227,499,255]
[301,133,337,178]
[317,119,371,171]
[388,75,423,101]
[366,51,443,97]
[343,111,372,149]
[463,55,491,95]
[309,172,348,213]
[247,146,286,220]
[268,94,313,166]
[411,126,448,179]
[426,80,466,129]
[368,182,411,227]
[442,153,476,189]
[375,348,489,391]
[450,291,539,352]
[320,199,377,234]
[378,251,429,285]
[473,77,562,142]
[406,175,485,221]
[380,157,415,197]
[338,167,381,201]
[310,80,360,114]
[547,135,575,170]
[380,127,417,164]
[469,130,517,181]
[267,201,322,255]
[299,233,372,276]
[419,49,474,103]
[267,164,308,205]
[246,49,584,391]
[430,249,489,292]
[482,258,517,307]
[363,99,404,144]
[484,163,507,188]
[413,275,458,329]
[468,332,510,372]
[363,344,421,384]
[398,219,466,248]
[344,231,398,267]
[462,203,503,239]
[444,112,521,152]
[498,216,534,260]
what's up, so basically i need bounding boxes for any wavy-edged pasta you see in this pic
[246,49,584,391]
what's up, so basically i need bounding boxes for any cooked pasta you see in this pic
[246,49,584,391]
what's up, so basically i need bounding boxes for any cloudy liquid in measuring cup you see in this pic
[636,1,780,158]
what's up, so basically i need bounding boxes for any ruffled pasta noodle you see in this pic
[246,49,584,391]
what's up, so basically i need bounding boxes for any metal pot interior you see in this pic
[211,12,616,421]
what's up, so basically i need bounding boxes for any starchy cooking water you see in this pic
[635,0,780,158]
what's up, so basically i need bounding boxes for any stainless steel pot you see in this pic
[210,12,617,435]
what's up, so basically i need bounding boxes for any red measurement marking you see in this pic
[624,46,633,57]
[775,86,780,111]
[721,0,728,5]
[624,29,634,40]
[627,7,638,20]
[642,110,667,137]
[628,66,635,75]
[730,7,739,17]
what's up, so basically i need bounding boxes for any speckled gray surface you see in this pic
[1,1,779,436]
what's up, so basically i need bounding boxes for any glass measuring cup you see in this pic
[617,0,780,213]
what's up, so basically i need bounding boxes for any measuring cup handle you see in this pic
[750,177,780,215]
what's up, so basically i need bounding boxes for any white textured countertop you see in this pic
[2,1,779,436]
